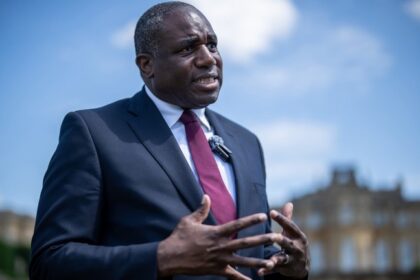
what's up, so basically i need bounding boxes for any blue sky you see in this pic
[1,0,419,215]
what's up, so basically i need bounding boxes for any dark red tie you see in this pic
[180,110,237,225]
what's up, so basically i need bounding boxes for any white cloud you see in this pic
[266,160,328,187]
[187,0,298,62]
[253,120,336,157]
[404,0,420,21]
[238,25,392,96]
[110,20,136,49]
[251,120,337,204]
[265,159,329,204]
[110,0,298,61]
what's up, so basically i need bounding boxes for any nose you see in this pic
[195,45,217,67]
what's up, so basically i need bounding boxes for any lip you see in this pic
[193,72,218,81]
[192,72,219,90]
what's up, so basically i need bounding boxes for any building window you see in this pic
[374,239,390,272]
[396,212,409,228]
[373,211,388,227]
[340,237,356,272]
[398,239,414,272]
[339,203,354,225]
[416,213,420,228]
[311,242,325,273]
[306,211,323,230]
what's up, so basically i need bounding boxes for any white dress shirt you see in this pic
[145,87,237,204]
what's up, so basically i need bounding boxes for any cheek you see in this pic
[158,59,195,89]
[172,70,193,87]
[215,53,223,66]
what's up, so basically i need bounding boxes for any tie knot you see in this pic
[180,110,199,125]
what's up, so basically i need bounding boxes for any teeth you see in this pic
[197,77,216,84]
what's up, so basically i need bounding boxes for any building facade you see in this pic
[273,167,420,280]
[0,210,34,246]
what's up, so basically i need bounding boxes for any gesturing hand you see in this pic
[257,203,310,278]
[157,195,275,280]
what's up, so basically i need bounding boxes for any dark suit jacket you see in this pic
[30,89,285,280]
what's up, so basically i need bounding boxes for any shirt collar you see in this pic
[144,86,211,131]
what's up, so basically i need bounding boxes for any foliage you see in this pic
[0,240,30,279]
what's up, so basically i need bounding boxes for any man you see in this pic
[30,2,309,279]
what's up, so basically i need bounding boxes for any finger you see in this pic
[257,253,289,276]
[189,195,211,223]
[270,210,305,240]
[224,265,252,280]
[280,202,293,220]
[273,252,290,265]
[258,267,268,276]
[208,233,281,252]
[223,254,274,270]
[217,213,267,236]
[275,235,302,255]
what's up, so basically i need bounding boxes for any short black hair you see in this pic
[134,1,195,57]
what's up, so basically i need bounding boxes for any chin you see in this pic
[199,92,219,107]
[184,97,217,109]
[182,90,220,109]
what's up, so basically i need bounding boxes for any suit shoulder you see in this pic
[57,94,135,140]
[206,109,258,139]
[75,96,131,120]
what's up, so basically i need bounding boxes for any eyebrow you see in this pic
[177,34,218,46]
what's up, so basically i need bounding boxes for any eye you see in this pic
[207,42,218,52]
[180,45,194,54]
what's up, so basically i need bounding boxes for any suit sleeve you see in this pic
[30,112,159,280]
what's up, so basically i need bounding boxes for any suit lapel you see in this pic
[206,110,255,229]
[126,89,204,215]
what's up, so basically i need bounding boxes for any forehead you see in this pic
[159,7,216,40]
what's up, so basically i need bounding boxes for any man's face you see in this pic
[148,7,223,109]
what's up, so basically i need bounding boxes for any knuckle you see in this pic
[233,221,243,230]
[236,239,247,247]
[296,246,306,257]
[211,232,221,241]
[252,215,262,223]
[277,213,286,221]
[269,233,278,242]
[180,216,190,224]
[240,238,249,246]
[213,227,223,238]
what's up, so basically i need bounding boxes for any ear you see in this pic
[136,53,154,79]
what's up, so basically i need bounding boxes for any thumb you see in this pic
[190,194,211,223]
[280,202,293,220]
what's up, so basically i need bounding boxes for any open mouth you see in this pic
[196,76,218,84]
[193,72,219,89]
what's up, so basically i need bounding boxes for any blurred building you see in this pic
[0,210,34,246]
[273,167,420,280]
[0,210,34,279]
